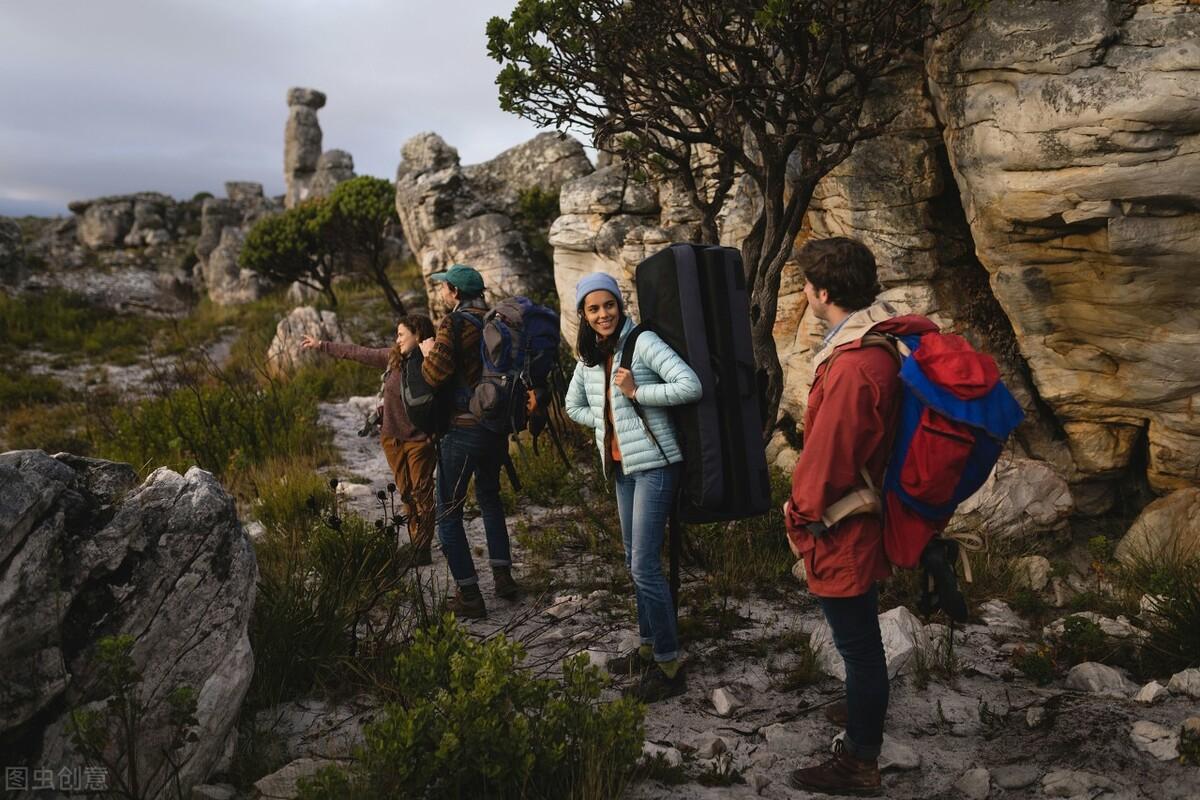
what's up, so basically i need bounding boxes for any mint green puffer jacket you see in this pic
[566,317,701,476]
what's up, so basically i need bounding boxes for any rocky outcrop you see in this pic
[284,88,354,208]
[68,192,191,250]
[193,182,280,306]
[0,450,256,798]
[200,227,269,307]
[309,149,355,200]
[395,131,592,305]
[464,131,594,220]
[284,88,326,208]
[266,306,349,377]
[928,0,1200,492]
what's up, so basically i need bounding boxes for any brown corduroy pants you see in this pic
[380,437,437,552]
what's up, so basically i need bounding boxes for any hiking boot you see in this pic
[625,664,686,703]
[788,739,882,797]
[919,538,968,623]
[823,700,848,727]
[606,648,653,679]
[492,566,520,600]
[448,585,486,620]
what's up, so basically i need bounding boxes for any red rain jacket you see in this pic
[786,315,937,597]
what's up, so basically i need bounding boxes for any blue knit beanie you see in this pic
[574,272,623,311]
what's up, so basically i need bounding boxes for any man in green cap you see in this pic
[419,263,519,618]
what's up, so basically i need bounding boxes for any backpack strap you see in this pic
[618,324,670,463]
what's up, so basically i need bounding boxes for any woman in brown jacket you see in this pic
[301,314,438,565]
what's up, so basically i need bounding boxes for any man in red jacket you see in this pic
[784,237,932,796]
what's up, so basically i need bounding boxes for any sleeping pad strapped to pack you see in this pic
[632,243,771,524]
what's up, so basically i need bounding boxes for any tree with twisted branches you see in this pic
[488,0,976,433]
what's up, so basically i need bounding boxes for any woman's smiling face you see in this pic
[582,289,620,339]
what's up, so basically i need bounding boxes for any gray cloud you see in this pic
[0,0,568,216]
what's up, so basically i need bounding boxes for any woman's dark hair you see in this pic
[399,314,435,341]
[797,237,881,311]
[575,304,625,367]
[388,314,436,372]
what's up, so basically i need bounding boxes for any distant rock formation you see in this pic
[0,450,255,798]
[394,131,592,305]
[193,181,279,306]
[284,87,356,208]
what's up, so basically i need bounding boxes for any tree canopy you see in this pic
[243,176,406,314]
[488,0,975,431]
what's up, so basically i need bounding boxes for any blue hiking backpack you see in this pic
[465,296,563,437]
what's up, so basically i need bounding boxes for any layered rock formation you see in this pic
[193,182,279,306]
[284,87,356,208]
[928,0,1200,492]
[0,450,256,797]
[266,306,349,377]
[550,0,1200,511]
[395,131,592,305]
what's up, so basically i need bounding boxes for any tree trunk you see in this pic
[370,249,406,315]
[743,175,816,439]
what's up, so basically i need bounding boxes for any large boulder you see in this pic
[266,306,349,377]
[945,455,1074,541]
[309,149,355,200]
[928,0,1200,491]
[1115,488,1200,566]
[69,192,184,250]
[0,450,255,798]
[395,131,593,309]
[199,227,269,306]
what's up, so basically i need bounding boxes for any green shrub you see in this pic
[1058,616,1109,665]
[1119,555,1200,675]
[0,288,159,365]
[688,468,795,600]
[1012,645,1056,686]
[297,618,644,800]
[250,504,423,708]
[91,364,331,485]
[0,369,65,411]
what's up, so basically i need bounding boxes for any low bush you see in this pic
[1119,554,1200,676]
[0,368,65,411]
[297,618,644,800]
[0,288,159,365]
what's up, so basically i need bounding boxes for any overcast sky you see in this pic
[0,0,565,217]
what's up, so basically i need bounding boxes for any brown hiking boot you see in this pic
[824,700,848,727]
[788,740,882,797]
[448,585,486,620]
[492,566,520,600]
[606,648,653,679]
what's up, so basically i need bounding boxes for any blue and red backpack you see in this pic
[864,318,1026,568]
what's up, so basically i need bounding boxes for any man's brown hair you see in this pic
[797,237,881,312]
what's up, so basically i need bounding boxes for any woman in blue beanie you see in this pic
[565,272,701,702]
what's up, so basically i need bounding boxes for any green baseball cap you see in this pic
[429,263,484,294]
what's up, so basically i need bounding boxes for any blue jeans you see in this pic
[436,425,511,586]
[613,462,681,662]
[817,584,888,761]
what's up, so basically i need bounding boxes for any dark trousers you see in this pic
[817,584,888,760]
[435,425,511,585]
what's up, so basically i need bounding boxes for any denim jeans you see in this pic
[613,462,681,662]
[436,425,511,586]
[817,584,888,760]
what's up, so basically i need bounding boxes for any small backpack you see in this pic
[467,297,562,437]
[872,328,1026,568]
[398,348,446,436]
